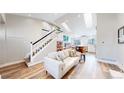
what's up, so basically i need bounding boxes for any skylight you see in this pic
[61,22,71,32]
[84,13,93,28]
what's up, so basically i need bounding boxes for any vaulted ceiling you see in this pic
[13,13,97,38]
[13,13,66,23]
[55,13,97,38]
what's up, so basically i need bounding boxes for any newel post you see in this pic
[30,42,33,62]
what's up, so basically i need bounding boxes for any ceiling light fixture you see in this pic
[84,13,93,28]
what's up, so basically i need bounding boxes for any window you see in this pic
[74,39,81,45]
[88,38,96,45]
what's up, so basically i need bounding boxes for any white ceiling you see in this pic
[13,13,97,38]
[13,13,66,23]
[55,13,97,38]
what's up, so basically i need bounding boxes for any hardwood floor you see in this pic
[0,53,121,79]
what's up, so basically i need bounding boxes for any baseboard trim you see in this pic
[117,65,124,71]
[0,60,25,68]
[26,61,42,67]
[97,58,118,65]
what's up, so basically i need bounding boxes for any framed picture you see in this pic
[118,26,124,44]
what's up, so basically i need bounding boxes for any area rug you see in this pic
[108,64,124,73]
[109,69,124,79]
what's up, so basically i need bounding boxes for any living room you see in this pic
[1,1,124,93]
[1,13,124,79]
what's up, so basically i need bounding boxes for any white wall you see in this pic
[0,14,54,66]
[33,37,57,63]
[0,24,6,64]
[6,14,49,43]
[96,13,124,65]
[88,45,95,52]
[80,37,88,46]
[96,14,118,64]
[88,35,96,53]
[116,14,124,65]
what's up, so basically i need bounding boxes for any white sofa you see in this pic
[43,48,80,79]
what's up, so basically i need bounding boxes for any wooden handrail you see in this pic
[42,29,49,32]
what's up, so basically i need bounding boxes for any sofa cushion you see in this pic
[58,51,67,60]
[55,54,63,61]
[48,52,58,59]
[47,52,61,61]
[63,57,79,64]
[63,57,79,74]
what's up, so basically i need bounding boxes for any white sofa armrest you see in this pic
[43,57,64,79]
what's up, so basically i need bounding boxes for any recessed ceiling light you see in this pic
[84,13,93,28]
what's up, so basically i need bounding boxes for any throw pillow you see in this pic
[69,50,77,57]
[48,52,64,62]
[55,54,64,62]
[58,51,67,60]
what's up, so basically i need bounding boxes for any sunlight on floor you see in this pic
[69,53,111,79]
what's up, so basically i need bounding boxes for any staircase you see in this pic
[25,29,62,67]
